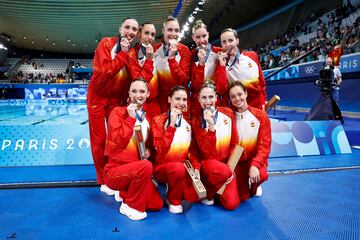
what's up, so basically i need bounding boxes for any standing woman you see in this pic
[217,28,267,110]
[128,22,161,119]
[228,81,271,202]
[190,20,227,117]
[153,16,191,113]
[152,86,199,214]
[192,82,240,210]
[103,79,163,221]
[87,18,138,194]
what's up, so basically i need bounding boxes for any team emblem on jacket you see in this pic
[250,121,255,127]
[248,62,252,68]
[223,119,228,125]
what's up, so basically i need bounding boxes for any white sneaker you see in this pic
[119,203,147,221]
[254,186,263,197]
[100,184,116,195]
[201,198,214,206]
[166,199,183,214]
[114,191,123,202]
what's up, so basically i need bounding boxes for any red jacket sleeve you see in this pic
[151,114,176,157]
[244,51,267,102]
[168,44,191,86]
[250,108,271,169]
[191,59,205,91]
[191,116,217,160]
[214,64,228,96]
[188,137,201,170]
[90,37,129,93]
[128,45,154,82]
[107,107,137,150]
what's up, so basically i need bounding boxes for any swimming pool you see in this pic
[0,99,88,126]
[0,99,91,166]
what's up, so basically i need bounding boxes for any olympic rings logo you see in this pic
[304,66,315,74]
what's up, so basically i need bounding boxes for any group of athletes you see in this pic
[87,16,271,221]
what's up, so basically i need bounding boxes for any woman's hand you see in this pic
[203,109,215,131]
[146,44,154,60]
[168,39,178,58]
[127,103,137,119]
[197,48,206,65]
[120,38,130,52]
[143,148,151,159]
[218,51,228,66]
[169,108,182,127]
[249,166,260,184]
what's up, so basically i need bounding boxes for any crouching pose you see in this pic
[152,86,200,214]
[192,82,240,210]
[228,81,271,202]
[103,79,163,221]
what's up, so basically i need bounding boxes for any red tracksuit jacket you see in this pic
[104,106,153,168]
[88,36,131,106]
[192,106,238,163]
[216,51,267,109]
[190,46,228,115]
[151,112,200,169]
[153,42,191,112]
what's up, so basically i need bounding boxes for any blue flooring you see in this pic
[0,169,359,240]
[0,165,96,184]
[1,149,360,185]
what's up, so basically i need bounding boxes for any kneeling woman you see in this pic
[192,82,240,210]
[228,81,271,202]
[152,86,200,214]
[103,78,163,221]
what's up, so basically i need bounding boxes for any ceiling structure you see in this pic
[0,0,295,54]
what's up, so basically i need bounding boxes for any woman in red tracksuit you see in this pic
[152,86,199,214]
[228,81,271,202]
[192,82,240,210]
[153,16,191,113]
[87,18,138,195]
[216,28,267,110]
[103,79,163,221]
[128,22,161,119]
[190,20,227,117]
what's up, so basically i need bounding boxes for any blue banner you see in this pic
[72,68,92,73]
[0,119,351,166]
[0,124,92,166]
[264,52,360,81]
[0,66,10,72]
[15,84,89,100]
[270,120,351,157]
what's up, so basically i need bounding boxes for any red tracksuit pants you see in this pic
[154,162,199,205]
[104,160,163,212]
[201,160,240,210]
[235,162,268,202]
[88,102,116,185]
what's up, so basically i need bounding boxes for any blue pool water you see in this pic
[0,99,88,126]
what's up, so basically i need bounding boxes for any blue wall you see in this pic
[266,76,360,112]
